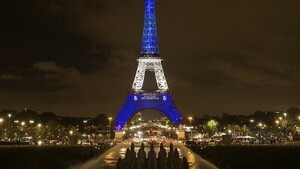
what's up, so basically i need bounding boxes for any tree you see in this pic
[206,120,219,136]
[39,112,58,123]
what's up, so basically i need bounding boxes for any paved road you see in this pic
[70,140,218,169]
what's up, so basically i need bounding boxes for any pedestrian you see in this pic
[148,143,156,169]
[157,143,167,169]
[167,143,174,169]
[122,148,131,169]
[182,157,189,169]
[138,143,147,169]
[116,157,123,169]
[173,148,182,169]
[130,143,137,168]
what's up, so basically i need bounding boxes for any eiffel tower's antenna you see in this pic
[141,0,159,57]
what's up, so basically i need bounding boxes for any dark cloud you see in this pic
[0,74,22,80]
[0,0,300,116]
[1,0,111,74]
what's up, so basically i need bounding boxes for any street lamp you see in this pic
[0,118,3,139]
[228,129,232,135]
[83,120,88,130]
[188,117,193,139]
[275,120,279,125]
[8,114,11,127]
[29,120,34,124]
[108,117,113,139]
[108,117,113,126]
[83,120,88,141]
[8,114,12,140]
[283,113,288,136]
[298,116,300,121]
[188,117,193,126]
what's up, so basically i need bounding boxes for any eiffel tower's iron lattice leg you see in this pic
[132,61,146,91]
[154,61,168,91]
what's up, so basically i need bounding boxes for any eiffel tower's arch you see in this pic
[115,93,182,131]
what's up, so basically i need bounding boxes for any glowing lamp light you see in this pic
[37,140,43,146]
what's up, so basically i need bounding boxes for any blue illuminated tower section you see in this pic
[141,0,159,56]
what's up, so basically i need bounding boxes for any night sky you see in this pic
[1,0,300,117]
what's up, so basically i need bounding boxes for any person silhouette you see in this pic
[148,143,156,169]
[116,157,123,169]
[182,157,189,169]
[167,143,174,169]
[138,143,147,169]
[173,148,182,169]
[122,148,131,169]
[130,143,137,168]
[157,143,167,169]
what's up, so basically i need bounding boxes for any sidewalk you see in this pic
[69,141,218,169]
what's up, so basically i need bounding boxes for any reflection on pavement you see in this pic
[69,140,218,169]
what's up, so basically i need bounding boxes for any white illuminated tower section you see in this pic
[132,0,168,92]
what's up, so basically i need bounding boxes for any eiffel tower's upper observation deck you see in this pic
[140,0,159,57]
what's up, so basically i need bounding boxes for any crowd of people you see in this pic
[116,143,189,169]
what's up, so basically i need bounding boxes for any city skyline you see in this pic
[1,0,300,117]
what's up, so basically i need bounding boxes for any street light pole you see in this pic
[188,117,193,126]
[108,117,113,139]
[0,118,3,140]
[8,114,11,140]
[83,120,87,132]
[188,117,193,139]
[283,113,288,136]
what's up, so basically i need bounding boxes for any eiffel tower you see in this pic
[115,0,183,132]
